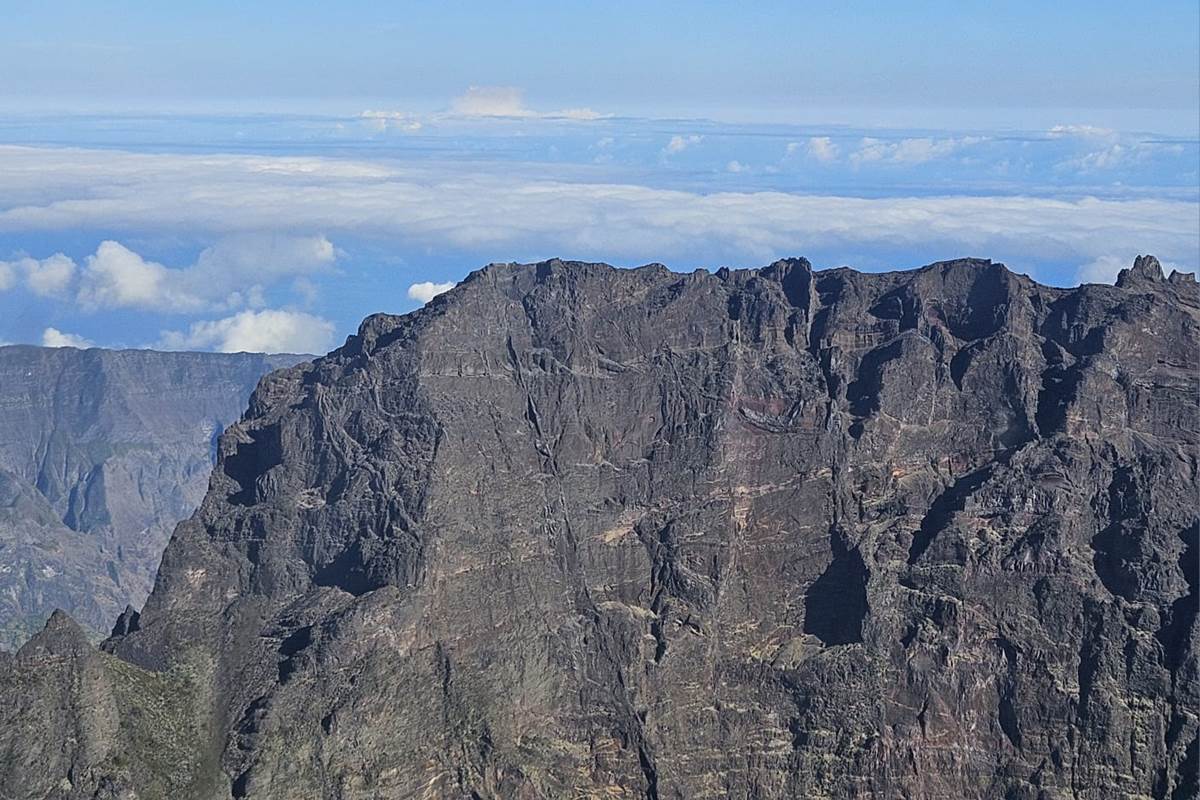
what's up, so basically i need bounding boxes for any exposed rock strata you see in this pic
[1,256,1195,799]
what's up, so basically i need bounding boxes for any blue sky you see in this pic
[4,1,1198,127]
[0,3,1196,353]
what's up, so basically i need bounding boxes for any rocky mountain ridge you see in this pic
[1,255,1196,799]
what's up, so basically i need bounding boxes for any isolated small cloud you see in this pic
[42,327,94,349]
[160,309,335,354]
[446,86,603,120]
[0,253,77,296]
[452,86,529,117]
[21,253,77,296]
[805,136,839,162]
[78,241,198,311]
[407,280,456,304]
[1047,124,1116,139]
[665,134,703,155]
[726,160,746,173]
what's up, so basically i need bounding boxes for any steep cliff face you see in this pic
[1,256,1196,799]
[0,346,305,648]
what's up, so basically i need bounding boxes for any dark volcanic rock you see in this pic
[0,346,306,648]
[1,256,1196,799]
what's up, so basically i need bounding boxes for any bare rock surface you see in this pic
[1,256,1196,799]
[0,346,305,648]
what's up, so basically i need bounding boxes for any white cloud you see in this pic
[41,327,93,349]
[554,108,604,121]
[1047,124,1116,140]
[21,253,76,296]
[407,280,455,304]
[192,233,336,285]
[452,86,528,117]
[851,136,984,165]
[159,309,335,354]
[446,87,603,120]
[0,253,77,296]
[1076,254,1187,285]
[665,135,702,154]
[1064,145,1134,171]
[74,234,336,312]
[359,110,423,132]
[1076,255,1129,284]
[0,146,1194,284]
[805,136,839,162]
[1057,141,1182,173]
[78,241,196,311]
[726,160,746,173]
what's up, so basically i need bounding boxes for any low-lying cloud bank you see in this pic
[0,146,1195,283]
[0,142,1195,353]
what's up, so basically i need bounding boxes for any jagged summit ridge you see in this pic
[3,255,1197,800]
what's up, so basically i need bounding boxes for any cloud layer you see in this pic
[0,145,1193,279]
[0,122,1195,356]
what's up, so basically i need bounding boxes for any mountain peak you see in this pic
[18,609,93,659]
[1116,254,1165,287]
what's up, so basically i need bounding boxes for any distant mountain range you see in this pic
[0,345,307,649]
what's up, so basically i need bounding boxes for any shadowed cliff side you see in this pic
[2,255,1196,799]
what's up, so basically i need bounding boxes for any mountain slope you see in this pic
[1,256,1196,799]
[0,346,306,648]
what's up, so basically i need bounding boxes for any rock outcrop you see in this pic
[0,346,306,648]
[1,256,1195,799]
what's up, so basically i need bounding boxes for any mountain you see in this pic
[1,256,1195,799]
[0,346,307,649]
